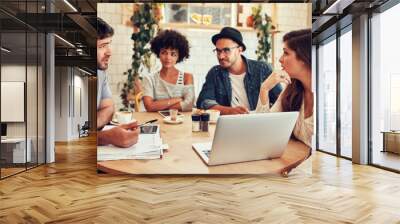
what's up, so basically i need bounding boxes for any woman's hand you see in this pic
[261,70,291,92]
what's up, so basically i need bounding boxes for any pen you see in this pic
[234,96,240,105]
[233,96,249,113]
[138,119,158,127]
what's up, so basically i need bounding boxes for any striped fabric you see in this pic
[142,70,195,111]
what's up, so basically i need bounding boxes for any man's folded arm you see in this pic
[196,70,218,109]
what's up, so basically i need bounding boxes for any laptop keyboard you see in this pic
[203,150,211,158]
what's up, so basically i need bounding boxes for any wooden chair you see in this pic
[134,91,143,112]
[78,121,90,138]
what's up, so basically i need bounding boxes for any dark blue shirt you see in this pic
[196,56,282,110]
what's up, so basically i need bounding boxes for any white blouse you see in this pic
[255,91,314,148]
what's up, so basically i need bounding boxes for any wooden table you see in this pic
[97,112,311,175]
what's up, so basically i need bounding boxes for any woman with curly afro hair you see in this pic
[142,29,195,112]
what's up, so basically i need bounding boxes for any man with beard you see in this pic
[96,18,139,148]
[196,27,282,115]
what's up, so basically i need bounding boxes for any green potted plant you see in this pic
[120,3,162,111]
[248,5,275,64]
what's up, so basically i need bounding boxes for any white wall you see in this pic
[1,65,29,138]
[55,66,69,141]
[72,74,89,137]
[54,67,89,141]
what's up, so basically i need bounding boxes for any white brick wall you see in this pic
[273,3,311,70]
[98,3,310,111]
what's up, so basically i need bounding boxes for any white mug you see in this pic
[116,111,133,124]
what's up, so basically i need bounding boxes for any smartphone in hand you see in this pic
[140,125,158,134]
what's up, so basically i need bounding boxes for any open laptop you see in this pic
[192,112,299,166]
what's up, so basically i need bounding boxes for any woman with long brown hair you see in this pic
[256,29,313,147]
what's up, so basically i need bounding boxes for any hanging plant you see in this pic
[120,3,162,111]
[249,5,275,64]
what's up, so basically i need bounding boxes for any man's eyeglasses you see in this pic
[213,46,240,55]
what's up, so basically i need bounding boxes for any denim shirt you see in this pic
[196,56,282,110]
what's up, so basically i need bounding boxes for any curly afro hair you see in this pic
[150,29,190,63]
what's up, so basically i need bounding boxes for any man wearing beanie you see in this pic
[196,27,281,114]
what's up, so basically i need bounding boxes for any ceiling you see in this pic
[0,0,97,72]
[7,0,394,70]
[312,0,391,44]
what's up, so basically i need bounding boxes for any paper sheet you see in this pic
[98,125,164,161]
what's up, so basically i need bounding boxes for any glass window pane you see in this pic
[1,0,46,179]
[318,37,337,154]
[371,4,400,171]
[340,29,352,158]
[1,31,28,177]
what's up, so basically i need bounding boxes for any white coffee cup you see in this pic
[116,111,133,124]
[206,109,220,123]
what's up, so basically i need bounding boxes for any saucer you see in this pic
[163,116,183,124]
[110,120,120,125]
[110,120,136,125]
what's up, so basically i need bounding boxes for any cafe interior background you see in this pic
[98,3,312,109]
[97,3,314,172]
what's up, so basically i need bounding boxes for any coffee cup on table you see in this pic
[116,111,133,124]
[169,109,178,121]
[206,109,220,123]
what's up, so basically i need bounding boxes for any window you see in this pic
[339,28,352,158]
[370,3,400,171]
[0,1,46,179]
[390,74,400,130]
[317,37,337,154]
